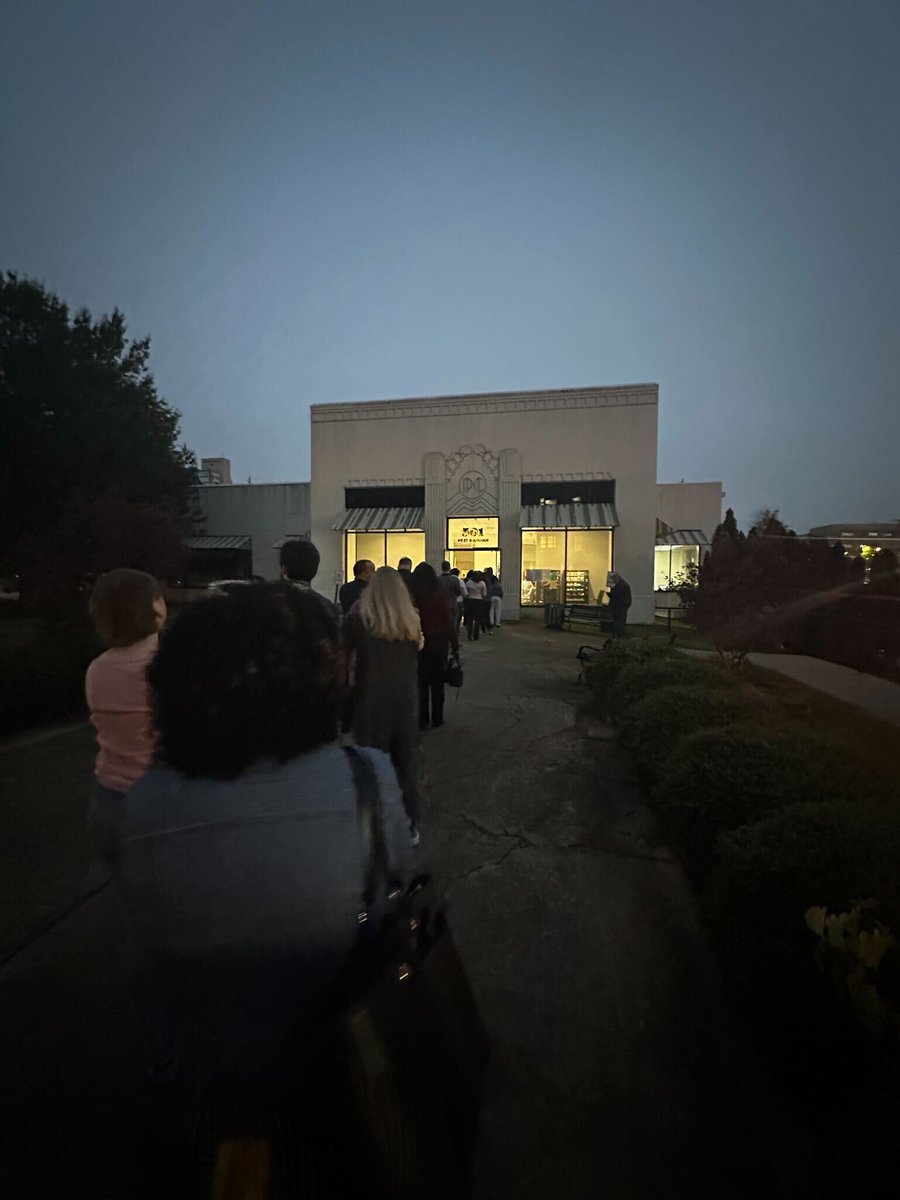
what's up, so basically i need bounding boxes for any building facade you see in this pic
[654,481,724,588]
[310,384,659,623]
[190,478,310,582]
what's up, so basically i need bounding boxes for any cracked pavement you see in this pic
[421,620,825,1199]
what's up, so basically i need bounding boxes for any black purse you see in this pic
[332,747,488,1198]
[444,648,464,688]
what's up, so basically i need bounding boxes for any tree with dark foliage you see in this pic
[0,273,197,596]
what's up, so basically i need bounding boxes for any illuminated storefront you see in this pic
[311,384,666,622]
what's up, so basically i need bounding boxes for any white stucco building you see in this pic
[310,384,660,623]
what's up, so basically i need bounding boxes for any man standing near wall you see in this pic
[607,573,632,638]
[280,539,339,617]
[339,559,375,614]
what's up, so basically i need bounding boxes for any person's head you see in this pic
[465,570,474,581]
[608,572,621,586]
[360,566,421,643]
[280,538,320,583]
[441,560,452,574]
[148,583,341,780]
[483,567,494,581]
[397,557,412,573]
[353,559,375,583]
[450,568,460,577]
[89,568,166,648]
[411,561,440,607]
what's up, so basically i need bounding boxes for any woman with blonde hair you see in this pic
[343,566,424,843]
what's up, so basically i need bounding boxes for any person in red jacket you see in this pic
[411,562,459,729]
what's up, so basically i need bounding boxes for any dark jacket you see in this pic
[417,588,459,650]
[343,614,419,748]
[608,579,632,610]
[338,576,367,615]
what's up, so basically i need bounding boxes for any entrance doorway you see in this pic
[445,548,501,578]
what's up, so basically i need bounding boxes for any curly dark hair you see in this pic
[148,583,341,779]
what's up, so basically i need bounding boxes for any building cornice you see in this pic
[311,384,658,423]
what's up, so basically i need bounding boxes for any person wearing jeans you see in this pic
[412,562,459,728]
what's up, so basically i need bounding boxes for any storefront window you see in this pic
[386,531,425,569]
[654,544,699,589]
[344,531,424,580]
[564,529,612,604]
[521,529,564,605]
[521,528,614,605]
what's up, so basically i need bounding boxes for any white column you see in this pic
[498,448,522,620]
[423,451,447,568]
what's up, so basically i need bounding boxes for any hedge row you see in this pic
[585,638,900,1050]
[0,620,101,737]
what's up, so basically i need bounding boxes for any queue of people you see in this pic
[80,541,478,1166]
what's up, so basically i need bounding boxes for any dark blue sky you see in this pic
[3,0,897,530]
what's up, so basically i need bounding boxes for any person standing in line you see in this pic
[489,573,504,629]
[607,572,633,638]
[411,561,459,731]
[338,558,375,615]
[481,567,496,635]
[343,566,424,844]
[463,570,487,642]
[438,560,465,620]
[450,567,465,630]
[397,555,416,598]
[280,538,339,617]
[116,585,411,1177]
[85,568,167,868]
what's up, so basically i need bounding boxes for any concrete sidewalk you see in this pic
[0,624,826,1197]
[747,652,900,727]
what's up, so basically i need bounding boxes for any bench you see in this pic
[561,604,614,632]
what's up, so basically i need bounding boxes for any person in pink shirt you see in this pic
[85,568,166,866]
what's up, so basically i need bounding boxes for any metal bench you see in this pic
[561,603,614,632]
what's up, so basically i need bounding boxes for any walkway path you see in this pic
[747,652,900,727]
[0,625,826,1197]
[424,622,822,1198]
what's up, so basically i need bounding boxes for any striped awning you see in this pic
[520,502,619,529]
[655,529,709,547]
[183,535,251,550]
[333,507,425,531]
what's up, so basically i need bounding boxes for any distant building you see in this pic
[806,521,900,558]
[183,473,310,584]
[653,481,723,588]
[198,456,233,485]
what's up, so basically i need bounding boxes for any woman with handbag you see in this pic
[411,561,460,731]
[344,566,425,844]
[115,584,413,1191]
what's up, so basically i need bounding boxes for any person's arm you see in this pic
[369,753,412,880]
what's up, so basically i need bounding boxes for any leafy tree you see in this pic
[22,493,187,604]
[750,507,795,537]
[0,273,197,580]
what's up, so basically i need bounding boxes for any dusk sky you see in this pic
[2,0,897,532]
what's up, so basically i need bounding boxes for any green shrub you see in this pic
[584,637,674,714]
[704,799,900,1037]
[618,683,745,784]
[607,654,729,725]
[0,620,101,736]
[651,724,875,881]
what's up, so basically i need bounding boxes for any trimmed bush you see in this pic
[618,683,745,784]
[607,654,729,725]
[704,799,900,1037]
[651,724,875,881]
[583,637,674,714]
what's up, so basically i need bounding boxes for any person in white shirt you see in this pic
[463,571,487,641]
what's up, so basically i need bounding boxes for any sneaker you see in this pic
[409,826,421,847]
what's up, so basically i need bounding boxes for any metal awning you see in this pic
[655,529,709,547]
[520,502,619,529]
[333,507,425,531]
[183,535,251,550]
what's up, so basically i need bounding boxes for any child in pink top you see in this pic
[85,569,166,865]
